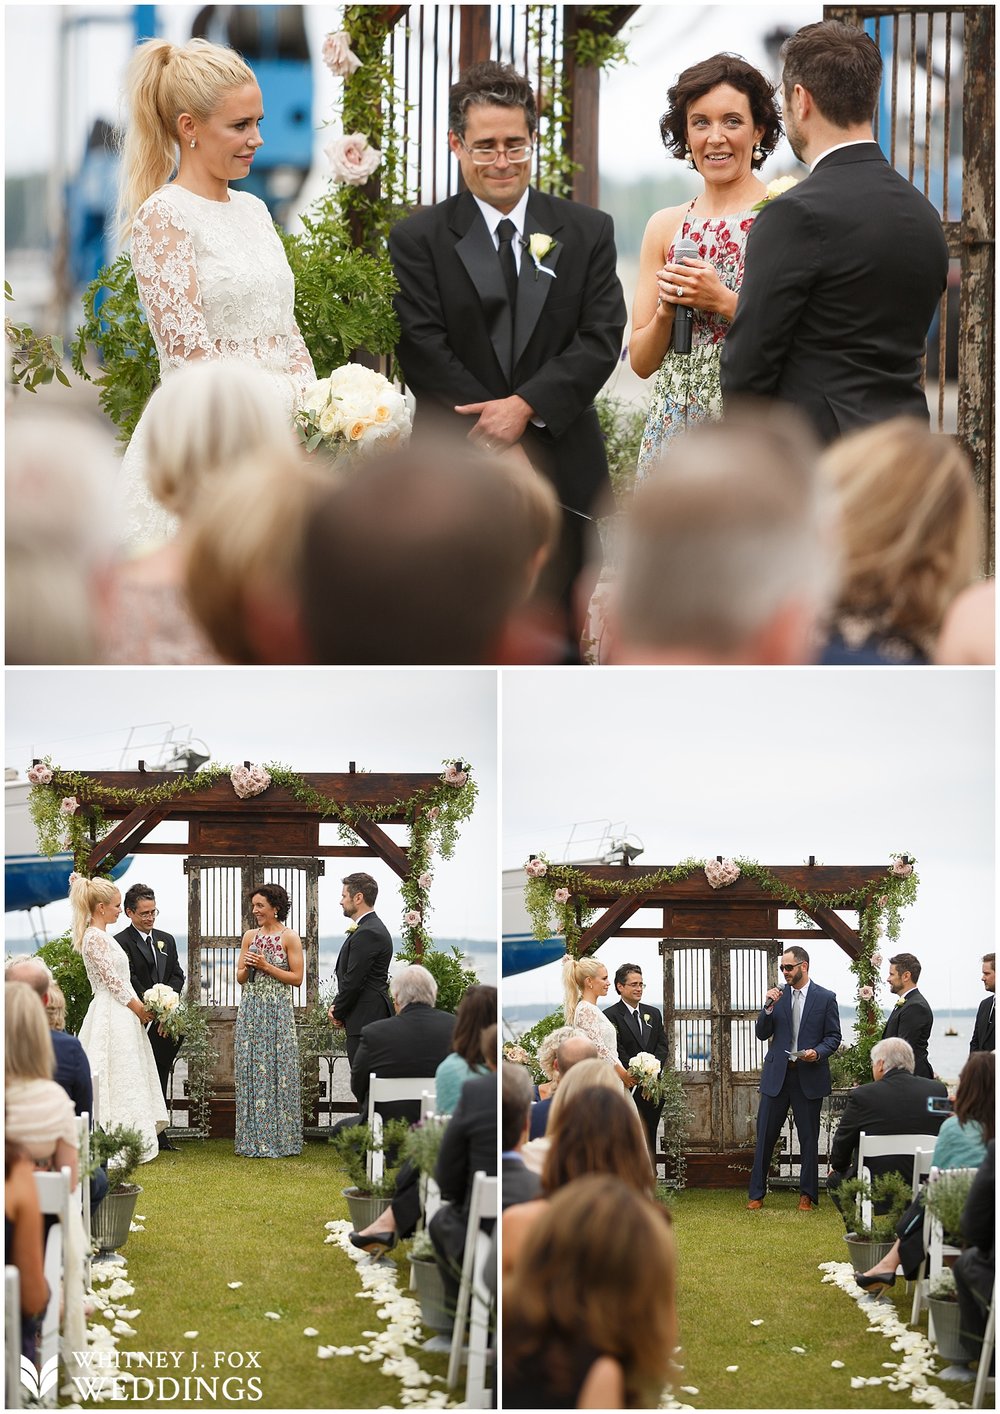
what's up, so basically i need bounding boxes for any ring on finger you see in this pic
[675,285,684,298]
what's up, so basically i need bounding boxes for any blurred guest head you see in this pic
[612,407,832,664]
[546,1057,623,1135]
[821,418,980,659]
[299,441,543,663]
[184,445,323,662]
[502,1061,534,1150]
[5,981,55,1083]
[954,1051,994,1144]
[934,580,995,665]
[6,408,117,663]
[450,985,497,1065]
[44,981,67,1032]
[542,1086,654,1196]
[503,1175,676,1409]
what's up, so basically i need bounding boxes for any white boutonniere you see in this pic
[895,996,905,1007]
[345,922,358,934]
[643,1013,651,1025]
[156,940,165,952]
[526,232,558,280]
[751,175,800,211]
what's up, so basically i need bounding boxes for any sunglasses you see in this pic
[779,963,799,973]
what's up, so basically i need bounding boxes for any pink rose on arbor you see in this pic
[890,859,913,877]
[27,764,53,785]
[325,134,382,187]
[525,857,547,878]
[871,952,883,968]
[442,762,468,787]
[427,806,440,820]
[60,796,79,815]
[553,887,570,904]
[230,764,271,800]
[405,909,422,927]
[877,895,888,908]
[859,985,874,1000]
[321,31,361,77]
[418,872,433,890]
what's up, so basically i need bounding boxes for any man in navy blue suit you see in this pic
[747,946,842,1210]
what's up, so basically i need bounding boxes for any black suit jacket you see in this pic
[52,1029,93,1118]
[881,988,934,1078]
[331,913,394,1037]
[389,187,626,516]
[604,999,669,1069]
[114,923,185,1075]
[721,143,949,444]
[970,995,995,1053]
[431,1072,498,1265]
[502,1154,541,1210]
[350,1001,456,1121]
[829,1066,948,1180]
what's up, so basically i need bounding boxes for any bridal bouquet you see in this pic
[298,365,411,460]
[628,1050,667,1103]
[143,983,186,1040]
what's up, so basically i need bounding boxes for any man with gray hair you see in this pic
[529,1033,598,1139]
[349,964,456,1123]
[610,410,835,665]
[827,1037,949,1227]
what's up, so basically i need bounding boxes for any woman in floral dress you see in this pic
[630,55,782,477]
[234,883,303,1158]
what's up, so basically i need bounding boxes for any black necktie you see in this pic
[632,1009,644,1042]
[496,218,519,307]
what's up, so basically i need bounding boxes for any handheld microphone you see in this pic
[764,982,786,1014]
[671,237,700,355]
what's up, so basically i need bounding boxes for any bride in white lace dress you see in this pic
[563,955,640,1094]
[116,38,316,552]
[71,876,168,1162]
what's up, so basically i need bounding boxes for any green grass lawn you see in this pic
[669,1188,977,1408]
[78,1139,449,1410]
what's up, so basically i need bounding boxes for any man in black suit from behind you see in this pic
[115,883,184,1151]
[881,952,935,1078]
[969,952,995,1053]
[827,1037,948,1227]
[721,19,948,444]
[430,1067,498,1312]
[328,872,394,1091]
[389,60,626,616]
[502,1061,541,1209]
[350,964,456,1125]
[604,963,670,1159]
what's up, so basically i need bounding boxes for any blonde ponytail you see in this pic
[117,36,256,239]
[70,874,118,951]
[562,954,603,1024]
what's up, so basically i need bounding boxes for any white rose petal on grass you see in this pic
[317,1346,335,1359]
[831,1360,845,1368]
[679,1386,700,1395]
[726,1365,739,1372]
[227,1281,243,1289]
[791,1346,806,1354]
[303,1327,319,1337]
[750,1318,764,1326]
[184,1331,199,1339]
[263,1311,281,1320]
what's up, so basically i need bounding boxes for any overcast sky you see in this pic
[5,668,497,946]
[502,669,994,1024]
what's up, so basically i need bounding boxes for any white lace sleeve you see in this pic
[82,930,135,1007]
[573,1001,617,1066]
[288,323,316,397]
[131,197,220,369]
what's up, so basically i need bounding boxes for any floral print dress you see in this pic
[636,202,758,479]
[234,930,303,1158]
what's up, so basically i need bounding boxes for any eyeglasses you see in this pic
[133,908,159,920]
[623,979,645,988]
[779,963,798,973]
[462,142,533,166]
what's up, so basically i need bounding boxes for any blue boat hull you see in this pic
[502,933,566,977]
[5,854,132,913]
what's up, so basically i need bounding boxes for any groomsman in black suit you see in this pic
[721,19,948,444]
[969,953,995,1053]
[881,952,934,1078]
[605,964,669,1158]
[115,883,184,1150]
[389,60,626,615]
[328,872,394,1085]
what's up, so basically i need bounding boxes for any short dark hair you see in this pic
[342,872,378,906]
[502,1060,533,1149]
[451,985,498,1065]
[889,952,921,984]
[124,883,156,914]
[780,20,882,128]
[615,963,642,992]
[983,953,995,966]
[449,60,537,140]
[249,882,290,923]
[660,54,782,168]
[782,945,810,966]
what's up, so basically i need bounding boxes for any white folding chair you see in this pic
[90,1074,101,1129]
[921,1166,978,1342]
[907,1148,934,1321]
[5,1265,22,1410]
[33,1168,72,1408]
[446,1171,498,1407]
[972,1280,996,1409]
[856,1131,939,1233]
[365,1076,436,1184]
[420,1089,437,1121]
[78,1115,92,1290]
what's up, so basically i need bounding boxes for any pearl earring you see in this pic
[684,146,695,170]
[752,142,764,163]
[189,139,196,149]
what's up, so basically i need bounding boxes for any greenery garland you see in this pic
[523,852,919,1085]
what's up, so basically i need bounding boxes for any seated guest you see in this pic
[954,1139,995,1368]
[827,1037,948,1226]
[817,418,981,663]
[856,1051,994,1292]
[530,1034,598,1139]
[502,1063,541,1211]
[44,979,66,1031]
[429,1067,497,1313]
[504,1084,654,1280]
[5,1142,50,1367]
[434,985,496,1115]
[350,965,456,1125]
[533,1025,577,1100]
[504,1175,676,1409]
[609,409,835,665]
[935,579,995,666]
[521,1057,625,1176]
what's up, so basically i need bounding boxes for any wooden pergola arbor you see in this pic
[570,861,881,1186]
[68,762,444,1136]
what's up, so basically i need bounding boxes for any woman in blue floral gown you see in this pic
[234,883,303,1157]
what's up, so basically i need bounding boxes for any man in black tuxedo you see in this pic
[329,872,394,1087]
[604,964,669,1159]
[502,1061,541,1209]
[969,953,995,1053]
[389,60,626,615]
[881,952,934,1078]
[349,964,456,1123]
[115,884,184,1150]
[430,1068,498,1311]
[828,1037,948,1226]
[720,20,948,444]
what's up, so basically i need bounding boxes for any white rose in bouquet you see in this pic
[628,1050,664,1102]
[143,983,186,1039]
[143,983,179,1013]
[298,365,411,460]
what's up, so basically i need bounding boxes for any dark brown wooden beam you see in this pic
[86,804,169,873]
[346,818,411,880]
[577,893,644,954]
[576,863,885,903]
[798,905,862,960]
